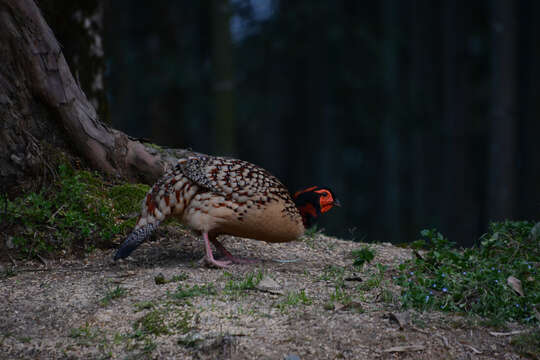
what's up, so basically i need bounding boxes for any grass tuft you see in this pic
[100,286,127,306]
[351,247,375,268]
[169,283,216,301]
[223,270,264,294]
[276,290,312,312]
[133,310,169,336]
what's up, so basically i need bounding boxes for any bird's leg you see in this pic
[210,236,259,264]
[203,232,231,268]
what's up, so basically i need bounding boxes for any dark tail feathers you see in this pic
[113,222,160,260]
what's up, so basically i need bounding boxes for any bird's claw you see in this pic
[204,257,232,268]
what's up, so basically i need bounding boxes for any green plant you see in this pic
[357,263,387,291]
[169,283,216,300]
[510,331,540,359]
[69,324,103,347]
[173,309,194,334]
[351,247,375,267]
[170,273,189,282]
[155,272,189,285]
[100,286,127,306]
[276,290,312,312]
[141,338,157,354]
[394,222,540,325]
[304,225,322,238]
[319,265,345,282]
[133,310,169,336]
[134,301,155,312]
[330,286,351,305]
[224,270,264,294]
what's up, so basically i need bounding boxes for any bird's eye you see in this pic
[315,189,331,199]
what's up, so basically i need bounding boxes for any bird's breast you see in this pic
[183,194,304,243]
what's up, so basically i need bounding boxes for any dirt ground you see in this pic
[0,227,534,359]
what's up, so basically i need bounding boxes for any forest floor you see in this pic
[0,227,534,360]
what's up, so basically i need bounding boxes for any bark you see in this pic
[0,0,195,194]
[39,0,108,124]
[409,0,430,236]
[441,0,470,241]
[211,0,236,156]
[380,0,401,242]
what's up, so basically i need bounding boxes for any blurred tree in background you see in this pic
[93,0,540,245]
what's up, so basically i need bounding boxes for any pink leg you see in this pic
[210,236,259,264]
[203,232,231,268]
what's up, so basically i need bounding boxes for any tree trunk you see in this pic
[39,0,108,124]
[441,0,470,242]
[380,0,401,242]
[0,0,194,194]
[487,0,517,221]
[211,0,236,156]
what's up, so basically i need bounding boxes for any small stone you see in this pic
[256,276,284,295]
[6,236,15,249]
[154,273,167,285]
[284,354,301,360]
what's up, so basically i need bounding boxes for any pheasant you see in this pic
[114,155,339,267]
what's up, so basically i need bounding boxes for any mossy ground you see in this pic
[0,164,149,260]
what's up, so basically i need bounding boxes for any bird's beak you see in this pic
[333,199,341,207]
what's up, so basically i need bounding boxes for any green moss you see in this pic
[133,310,169,336]
[109,183,149,214]
[144,143,163,151]
[2,164,149,258]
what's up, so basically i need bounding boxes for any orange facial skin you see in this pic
[314,189,339,213]
[293,186,340,227]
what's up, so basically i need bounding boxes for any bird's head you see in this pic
[293,186,340,227]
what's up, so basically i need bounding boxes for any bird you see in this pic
[113,155,339,267]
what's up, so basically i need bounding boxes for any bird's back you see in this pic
[137,156,305,242]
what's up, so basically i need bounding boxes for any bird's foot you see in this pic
[204,256,232,268]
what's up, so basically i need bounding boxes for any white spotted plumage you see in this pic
[114,155,305,264]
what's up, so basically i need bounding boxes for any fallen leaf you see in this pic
[489,330,526,337]
[438,335,450,348]
[507,276,525,296]
[382,344,425,353]
[388,311,410,329]
[463,344,482,354]
[255,276,284,295]
[530,222,540,240]
[335,301,363,312]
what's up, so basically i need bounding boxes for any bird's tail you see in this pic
[113,221,160,260]
[113,168,179,260]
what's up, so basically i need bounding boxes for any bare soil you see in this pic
[0,227,532,359]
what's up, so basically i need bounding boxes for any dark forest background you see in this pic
[45,0,540,246]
